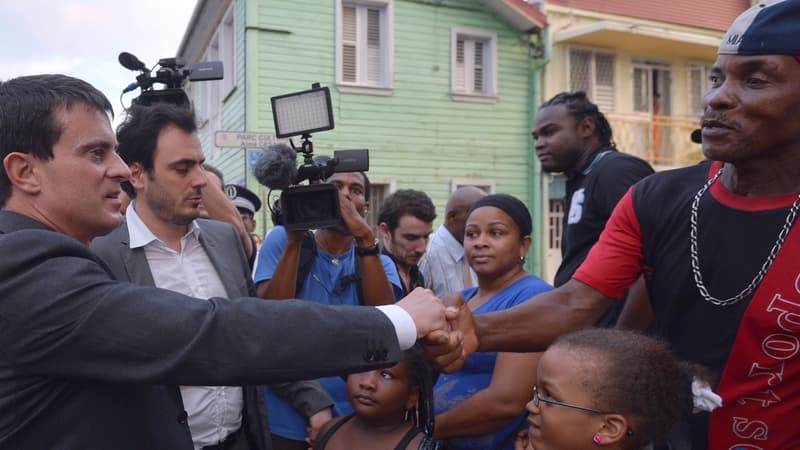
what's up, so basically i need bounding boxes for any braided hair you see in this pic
[540,91,616,149]
[405,343,440,437]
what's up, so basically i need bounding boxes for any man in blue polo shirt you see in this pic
[254,170,403,450]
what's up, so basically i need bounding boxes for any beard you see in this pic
[143,185,200,226]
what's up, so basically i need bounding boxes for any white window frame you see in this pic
[335,0,394,95]
[631,59,672,115]
[450,178,496,194]
[688,62,712,117]
[218,4,237,99]
[365,176,396,231]
[450,27,498,103]
[201,40,222,157]
[566,45,616,112]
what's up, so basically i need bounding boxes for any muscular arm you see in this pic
[474,279,612,352]
[615,275,653,331]
[475,189,644,353]
[255,229,304,299]
[435,351,541,438]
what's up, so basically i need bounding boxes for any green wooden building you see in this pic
[178,0,550,274]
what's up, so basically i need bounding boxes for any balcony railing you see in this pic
[606,113,704,168]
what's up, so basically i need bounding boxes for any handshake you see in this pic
[394,287,478,373]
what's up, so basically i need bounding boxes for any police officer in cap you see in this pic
[226,184,263,249]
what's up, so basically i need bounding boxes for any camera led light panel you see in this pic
[271,86,334,138]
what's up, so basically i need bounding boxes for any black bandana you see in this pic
[468,194,532,237]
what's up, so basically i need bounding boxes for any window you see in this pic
[547,199,564,252]
[336,0,393,94]
[632,60,671,115]
[219,6,236,98]
[201,38,221,156]
[451,28,497,101]
[198,3,236,156]
[568,47,615,112]
[688,63,712,116]
[450,178,495,194]
[365,177,396,232]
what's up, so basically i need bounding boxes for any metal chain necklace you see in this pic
[690,167,800,306]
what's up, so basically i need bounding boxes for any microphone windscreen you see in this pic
[119,52,147,72]
[253,143,298,190]
[691,129,702,144]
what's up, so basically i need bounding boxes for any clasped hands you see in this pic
[396,288,478,374]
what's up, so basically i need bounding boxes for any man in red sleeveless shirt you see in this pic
[433,1,800,448]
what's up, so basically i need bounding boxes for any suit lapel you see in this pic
[115,222,157,287]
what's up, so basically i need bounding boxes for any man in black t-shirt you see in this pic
[433,2,800,447]
[532,92,654,325]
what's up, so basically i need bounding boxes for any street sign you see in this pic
[215,131,280,149]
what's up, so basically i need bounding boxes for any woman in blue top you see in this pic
[433,194,552,450]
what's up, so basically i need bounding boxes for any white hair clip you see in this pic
[692,378,722,413]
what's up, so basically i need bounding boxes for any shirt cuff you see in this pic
[375,305,417,350]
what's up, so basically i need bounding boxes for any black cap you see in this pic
[224,184,262,214]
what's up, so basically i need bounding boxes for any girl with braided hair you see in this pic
[311,344,443,450]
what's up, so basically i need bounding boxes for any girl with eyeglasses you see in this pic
[515,328,717,450]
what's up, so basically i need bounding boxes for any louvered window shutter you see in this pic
[473,41,484,93]
[342,6,357,82]
[594,53,615,112]
[454,39,465,91]
[366,8,381,84]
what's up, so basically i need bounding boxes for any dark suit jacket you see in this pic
[92,218,334,450]
[0,211,402,450]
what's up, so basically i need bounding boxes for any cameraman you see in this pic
[254,170,403,450]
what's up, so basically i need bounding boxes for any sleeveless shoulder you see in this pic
[313,414,354,450]
[395,427,446,450]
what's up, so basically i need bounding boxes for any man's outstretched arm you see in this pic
[429,280,613,373]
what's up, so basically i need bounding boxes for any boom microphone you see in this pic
[253,143,298,190]
[119,52,148,72]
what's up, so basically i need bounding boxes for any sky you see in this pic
[0,0,198,119]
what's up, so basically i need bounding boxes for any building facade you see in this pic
[537,0,749,281]
[178,0,551,275]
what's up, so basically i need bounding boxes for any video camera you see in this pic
[254,83,369,230]
[118,51,223,109]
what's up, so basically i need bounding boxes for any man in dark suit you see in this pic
[91,104,334,450]
[0,74,451,449]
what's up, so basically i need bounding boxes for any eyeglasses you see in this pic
[532,386,635,436]
[532,385,610,414]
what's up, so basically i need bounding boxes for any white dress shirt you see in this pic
[419,224,478,297]
[127,205,243,450]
